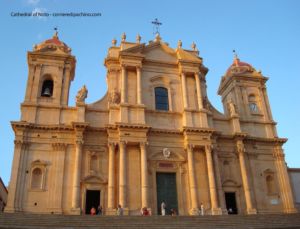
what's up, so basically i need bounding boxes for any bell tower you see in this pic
[218,53,277,138]
[21,30,76,123]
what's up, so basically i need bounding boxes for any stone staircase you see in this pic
[0,213,300,229]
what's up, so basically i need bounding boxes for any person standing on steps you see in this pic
[161,201,166,216]
[97,205,103,215]
[117,204,123,216]
[90,206,96,215]
[200,203,204,216]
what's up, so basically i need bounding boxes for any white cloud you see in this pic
[27,0,40,5]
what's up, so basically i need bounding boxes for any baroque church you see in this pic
[5,31,297,215]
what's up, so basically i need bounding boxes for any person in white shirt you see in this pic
[161,201,166,216]
[200,203,204,216]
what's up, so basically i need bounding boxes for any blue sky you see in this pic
[0,0,299,186]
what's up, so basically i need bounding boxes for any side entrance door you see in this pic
[85,190,100,214]
[225,192,238,214]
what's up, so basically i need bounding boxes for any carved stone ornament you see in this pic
[162,148,171,158]
[109,89,120,104]
[76,85,88,103]
[228,99,237,116]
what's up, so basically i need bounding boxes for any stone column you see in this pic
[137,66,142,105]
[181,72,188,109]
[186,144,199,215]
[212,147,227,213]
[107,143,116,209]
[236,140,257,214]
[119,141,127,208]
[121,65,127,103]
[140,142,149,208]
[71,139,83,212]
[273,146,297,213]
[194,72,203,110]
[205,145,222,215]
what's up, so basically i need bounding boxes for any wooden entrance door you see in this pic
[156,172,178,215]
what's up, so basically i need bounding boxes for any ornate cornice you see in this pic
[150,128,182,135]
[115,122,150,130]
[85,126,107,132]
[72,122,89,131]
[182,127,215,134]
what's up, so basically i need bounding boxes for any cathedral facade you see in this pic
[5,32,297,215]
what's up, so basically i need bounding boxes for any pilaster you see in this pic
[273,145,297,213]
[48,143,67,214]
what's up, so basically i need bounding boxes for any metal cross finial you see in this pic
[233,49,239,65]
[233,49,238,59]
[151,18,162,35]
[53,27,58,37]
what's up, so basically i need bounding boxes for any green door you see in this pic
[156,172,178,215]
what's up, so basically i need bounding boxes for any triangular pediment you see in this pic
[82,175,107,184]
[142,42,178,63]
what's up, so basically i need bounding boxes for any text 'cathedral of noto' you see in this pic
[5,31,297,215]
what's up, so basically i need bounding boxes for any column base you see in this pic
[70,207,82,215]
[221,208,228,215]
[211,208,223,215]
[47,208,63,214]
[105,208,117,215]
[284,208,298,214]
[4,207,16,213]
[247,208,257,215]
[189,208,200,215]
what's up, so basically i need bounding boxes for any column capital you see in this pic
[121,64,128,69]
[75,139,84,146]
[140,142,148,147]
[236,141,245,154]
[108,141,117,147]
[205,144,213,153]
[273,149,285,161]
[108,68,121,74]
[180,71,187,76]
[136,65,142,70]
[185,143,194,151]
[119,140,127,147]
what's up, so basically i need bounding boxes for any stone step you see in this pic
[0,213,300,229]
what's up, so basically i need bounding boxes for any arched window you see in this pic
[248,94,258,112]
[31,167,43,189]
[155,87,169,111]
[41,79,53,97]
[266,175,276,194]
